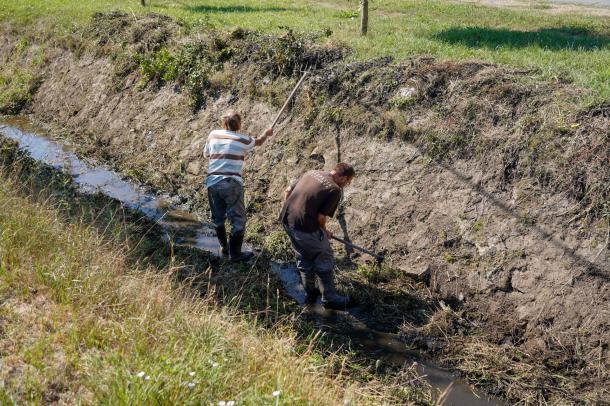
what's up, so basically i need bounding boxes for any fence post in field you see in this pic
[360,0,368,35]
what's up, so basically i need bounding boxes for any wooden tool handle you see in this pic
[271,70,309,129]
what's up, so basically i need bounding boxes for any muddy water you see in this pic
[0,119,504,406]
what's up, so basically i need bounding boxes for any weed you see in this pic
[335,9,359,19]
[389,95,416,110]
[14,36,28,55]
[136,48,178,86]
[443,253,457,264]
[471,220,483,234]
[0,68,40,114]
[264,230,292,261]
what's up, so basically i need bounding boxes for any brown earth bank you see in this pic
[1,12,609,404]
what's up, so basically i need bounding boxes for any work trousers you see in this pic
[207,177,247,236]
[283,225,334,276]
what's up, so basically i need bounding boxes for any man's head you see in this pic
[221,111,241,131]
[330,163,355,188]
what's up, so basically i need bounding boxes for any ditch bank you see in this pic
[1,12,609,404]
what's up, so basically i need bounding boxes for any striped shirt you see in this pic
[203,129,256,187]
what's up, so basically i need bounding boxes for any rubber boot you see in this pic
[215,225,229,257]
[299,270,319,305]
[229,232,254,262]
[318,271,355,310]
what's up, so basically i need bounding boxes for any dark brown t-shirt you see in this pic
[280,170,342,233]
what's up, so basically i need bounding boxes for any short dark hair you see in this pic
[334,163,355,178]
[222,111,241,131]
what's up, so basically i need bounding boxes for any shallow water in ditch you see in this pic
[0,117,227,255]
[0,118,504,406]
[270,262,503,406]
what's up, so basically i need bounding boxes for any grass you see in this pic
[0,170,390,405]
[0,0,608,100]
[0,41,45,114]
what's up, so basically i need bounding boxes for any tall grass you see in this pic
[0,172,374,405]
[0,0,608,100]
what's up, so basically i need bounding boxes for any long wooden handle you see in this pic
[271,70,309,129]
[331,236,384,261]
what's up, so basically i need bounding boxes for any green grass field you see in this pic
[1,0,609,100]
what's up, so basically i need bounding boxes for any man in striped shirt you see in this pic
[204,111,273,262]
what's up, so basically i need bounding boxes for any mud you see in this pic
[1,12,609,404]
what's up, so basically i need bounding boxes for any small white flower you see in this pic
[272,390,281,397]
[226,401,235,406]
[189,371,196,377]
[218,402,226,406]
[187,382,196,388]
[344,400,351,405]
[136,371,146,378]
[144,375,151,381]
[211,362,219,368]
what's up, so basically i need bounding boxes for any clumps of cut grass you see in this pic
[448,339,577,404]
[85,13,346,111]
[86,11,178,55]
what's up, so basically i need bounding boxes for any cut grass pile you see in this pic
[0,0,608,101]
[0,172,375,405]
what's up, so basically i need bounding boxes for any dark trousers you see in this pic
[207,178,246,236]
[283,225,334,276]
[284,224,335,292]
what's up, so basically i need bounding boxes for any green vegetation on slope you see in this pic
[0,171,376,405]
[0,0,608,100]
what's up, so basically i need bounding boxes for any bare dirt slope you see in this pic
[1,13,609,403]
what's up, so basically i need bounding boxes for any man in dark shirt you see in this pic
[280,163,356,309]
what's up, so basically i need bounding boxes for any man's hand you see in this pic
[283,185,293,201]
[318,213,332,240]
[255,127,274,146]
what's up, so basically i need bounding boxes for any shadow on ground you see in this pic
[433,27,610,50]
[184,5,291,14]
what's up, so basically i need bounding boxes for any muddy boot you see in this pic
[299,270,319,305]
[318,271,355,310]
[215,225,229,257]
[229,232,254,262]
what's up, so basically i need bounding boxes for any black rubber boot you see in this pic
[299,270,319,305]
[318,271,355,310]
[229,232,254,262]
[215,225,229,257]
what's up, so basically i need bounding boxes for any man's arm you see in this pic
[283,179,299,201]
[254,128,274,146]
[318,213,332,239]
